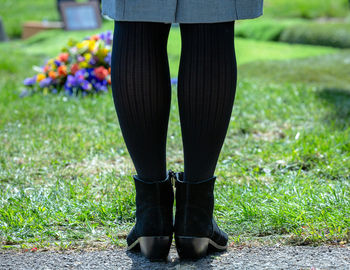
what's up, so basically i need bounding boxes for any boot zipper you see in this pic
[169,169,176,187]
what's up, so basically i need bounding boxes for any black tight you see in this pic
[111,21,237,183]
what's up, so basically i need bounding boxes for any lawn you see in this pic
[0,19,349,250]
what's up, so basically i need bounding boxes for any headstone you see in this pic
[57,0,101,22]
[57,0,76,21]
[59,1,101,31]
[0,16,8,42]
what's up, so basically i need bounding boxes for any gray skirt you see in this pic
[101,0,263,23]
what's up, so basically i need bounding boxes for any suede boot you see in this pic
[173,171,228,260]
[127,169,175,261]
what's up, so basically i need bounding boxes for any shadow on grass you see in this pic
[316,88,350,129]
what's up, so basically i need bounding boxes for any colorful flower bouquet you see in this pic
[23,31,113,96]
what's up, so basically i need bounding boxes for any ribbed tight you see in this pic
[111,20,237,183]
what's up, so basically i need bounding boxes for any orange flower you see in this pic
[70,63,80,75]
[108,67,111,74]
[58,65,67,76]
[49,71,57,79]
[91,35,100,41]
[107,77,111,84]
[43,65,50,73]
[94,66,109,80]
[58,53,69,63]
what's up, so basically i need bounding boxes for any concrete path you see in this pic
[1,245,349,269]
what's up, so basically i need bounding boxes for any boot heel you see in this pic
[175,236,209,260]
[139,236,172,261]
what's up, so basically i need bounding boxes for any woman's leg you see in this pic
[111,21,172,182]
[177,21,237,182]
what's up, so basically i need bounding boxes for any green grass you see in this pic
[239,51,350,89]
[1,26,350,250]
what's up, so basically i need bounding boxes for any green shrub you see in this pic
[280,23,350,48]
[236,18,350,49]
[235,19,305,41]
[264,0,350,19]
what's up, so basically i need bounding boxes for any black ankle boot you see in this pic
[173,171,228,260]
[127,169,174,261]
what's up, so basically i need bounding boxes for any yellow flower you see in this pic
[96,48,109,61]
[76,42,83,49]
[77,40,89,50]
[47,59,54,65]
[79,61,89,68]
[84,53,92,62]
[36,73,46,82]
[88,40,96,52]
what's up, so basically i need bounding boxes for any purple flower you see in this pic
[23,76,37,86]
[93,79,108,92]
[89,57,97,65]
[86,68,94,77]
[65,75,77,88]
[75,69,87,78]
[81,80,92,91]
[65,70,93,92]
[99,32,106,41]
[75,70,89,88]
[99,31,113,45]
[104,53,111,66]
[54,60,61,67]
[77,56,85,62]
[39,77,53,88]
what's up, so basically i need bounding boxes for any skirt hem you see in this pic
[101,11,263,24]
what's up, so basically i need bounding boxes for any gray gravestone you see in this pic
[0,16,8,42]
